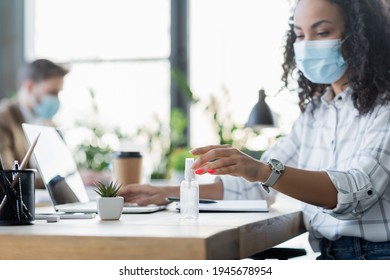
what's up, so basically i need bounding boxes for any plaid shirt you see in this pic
[220,87,390,252]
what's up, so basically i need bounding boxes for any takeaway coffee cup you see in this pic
[112,151,143,186]
[0,169,35,225]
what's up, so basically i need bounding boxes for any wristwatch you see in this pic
[261,159,285,193]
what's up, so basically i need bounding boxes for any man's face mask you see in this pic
[34,95,60,120]
[293,39,347,84]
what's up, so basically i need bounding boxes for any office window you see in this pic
[26,0,300,177]
[25,0,171,155]
[189,0,300,149]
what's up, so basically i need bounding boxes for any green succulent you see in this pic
[94,181,122,197]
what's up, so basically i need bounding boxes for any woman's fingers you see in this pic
[190,146,262,182]
[191,145,235,169]
[192,147,243,175]
[194,158,236,175]
[190,144,231,155]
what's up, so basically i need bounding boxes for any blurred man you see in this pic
[0,59,68,187]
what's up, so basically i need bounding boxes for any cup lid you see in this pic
[112,151,142,158]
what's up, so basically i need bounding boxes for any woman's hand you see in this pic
[118,184,174,206]
[190,144,264,182]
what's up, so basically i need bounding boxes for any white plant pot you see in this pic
[97,196,124,220]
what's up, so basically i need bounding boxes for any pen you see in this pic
[166,196,217,204]
[12,160,19,178]
[13,160,23,222]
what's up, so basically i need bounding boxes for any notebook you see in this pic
[198,200,268,212]
[176,200,268,212]
[22,123,166,214]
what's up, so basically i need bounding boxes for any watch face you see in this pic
[269,159,285,171]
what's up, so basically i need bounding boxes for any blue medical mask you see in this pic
[293,39,347,84]
[34,95,60,119]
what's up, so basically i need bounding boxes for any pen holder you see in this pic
[0,170,35,225]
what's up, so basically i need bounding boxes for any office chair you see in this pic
[249,247,307,260]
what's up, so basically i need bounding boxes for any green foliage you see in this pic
[170,108,188,149]
[134,70,265,179]
[135,114,170,179]
[73,88,128,172]
[172,70,261,149]
[171,68,199,104]
[94,181,122,197]
[135,108,189,179]
[130,69,195,179]
[169,148,193,171]
[205,89,240,146]
[76,140,112,172]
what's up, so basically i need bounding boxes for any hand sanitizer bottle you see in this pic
[180,158,199,219]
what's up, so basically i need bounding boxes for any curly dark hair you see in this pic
[281,0,390,114]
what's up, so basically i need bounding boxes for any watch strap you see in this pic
[260,159,284,193]
[261,172,280,193]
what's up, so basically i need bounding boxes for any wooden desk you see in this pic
[0,197,305,260]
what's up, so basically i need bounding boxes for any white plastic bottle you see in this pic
[180,158,199,219]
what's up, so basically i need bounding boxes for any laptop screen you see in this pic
[22,123,89,205]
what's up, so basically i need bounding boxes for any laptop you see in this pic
[22,123,166,214]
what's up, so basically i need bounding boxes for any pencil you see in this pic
[20,132,41,170]
[10,132,40,188]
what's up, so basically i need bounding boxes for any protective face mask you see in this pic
[34,95,60,120]
[293,39,347,84]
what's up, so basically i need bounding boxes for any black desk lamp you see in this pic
[245,89,275,129]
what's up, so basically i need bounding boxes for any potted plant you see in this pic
[94,181,124,220]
